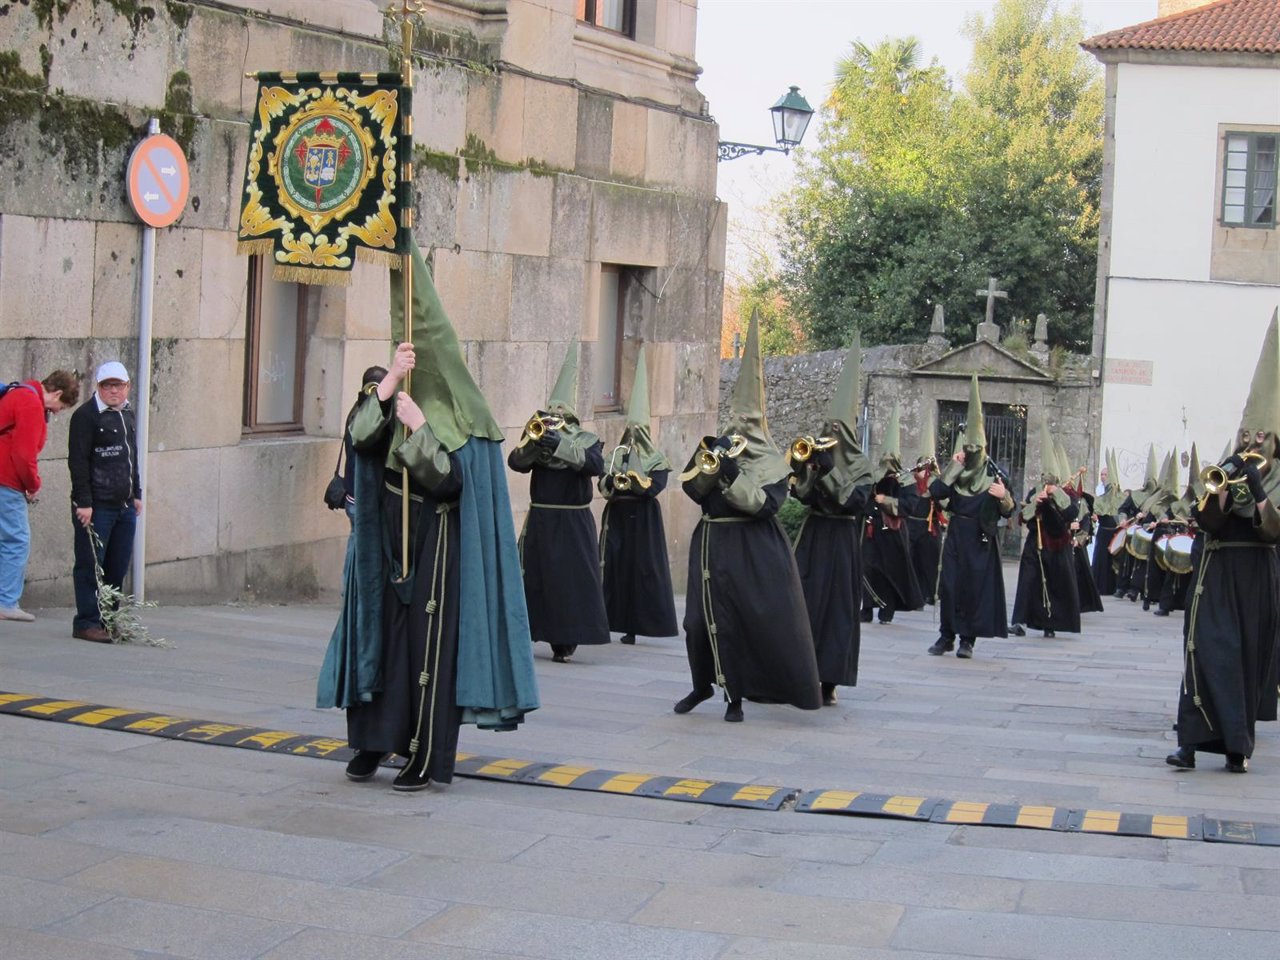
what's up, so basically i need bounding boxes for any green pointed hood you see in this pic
[913,409,937,469]
[1037,414,1059,485]
[616,344,670,474]
[953,375,992,495]
[877,404,903,475]
[1131,444,1159,510]
[1238,308,1280,442]
[819,331,871,485]
[1054,439,1072,488]
[719,308,789,487]
[1188,442,1205,500]
[390,235,503,453]
[1095,448,1121,514]
[547,339,580,420]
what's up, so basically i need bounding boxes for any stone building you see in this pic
[722,318,1096,555]
[0,0,724,604]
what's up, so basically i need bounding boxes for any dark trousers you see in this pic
[73,503,136,630]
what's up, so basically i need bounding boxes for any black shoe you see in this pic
[821,683,838,707]
[1126,592,1138,602]
[1043,629,1055,638]
[1142,599,1150,611]
[620,633,636,645]
[956,639,974,659]
[551,644,577,663]
[673,687,714,714]
[1165,747,1195,769]
[1153,609,1170,617]
[928,637,954,656]
[1011,623,1026,637]
[392,760,432,792]
[724,700,743,723]
[1225,753,1249,774]
[859,609,874,623]
[1113,590,1126,599]
[344,751,385,782]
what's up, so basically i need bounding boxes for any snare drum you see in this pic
[1161,534,1195,576]
[1108,527,1128,555]
[1127,526,1154,560]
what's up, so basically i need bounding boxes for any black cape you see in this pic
[1176,503,1280,758]
[1091,513,1118,596]
[931,477,1015,640]
[683,476,821,709]
[599,470,679,637]
[793,464,871,687]
[1011,492,1081,633]
[899,480,943,604]
[862,477,926,617]
[510,440,610,648]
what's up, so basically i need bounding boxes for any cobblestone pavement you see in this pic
[1,565,1277,959]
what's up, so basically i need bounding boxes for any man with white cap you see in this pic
[67,361,142,643]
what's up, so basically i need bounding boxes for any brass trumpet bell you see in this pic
[787,435,838,464]
[612,470,653,492]
[1201,451,1266,496]
[678,434,748,481]
[523,413,566,444]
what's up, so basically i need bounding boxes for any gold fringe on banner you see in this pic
[355,247,403,270]
[271,265,353,287]
[236,239,276,258]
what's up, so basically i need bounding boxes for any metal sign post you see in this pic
[126,120,190,601]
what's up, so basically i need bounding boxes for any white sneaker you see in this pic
[0,606,35,622]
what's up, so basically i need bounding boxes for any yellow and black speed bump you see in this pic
[0,693,791,811]
[4,691,1278,842]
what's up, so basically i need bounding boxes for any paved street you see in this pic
[1,565,1278,960]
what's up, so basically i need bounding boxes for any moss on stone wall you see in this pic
[164,0,190,30]
[414,147,461,182]
[158,70,196,159]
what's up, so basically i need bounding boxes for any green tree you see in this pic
[724,253,805,357]
[780,0,1102,352]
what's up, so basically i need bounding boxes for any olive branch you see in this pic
[86,524,171,648]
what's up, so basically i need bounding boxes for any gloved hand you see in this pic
[537,430,560,451]
[812,448,835,474]
[1244,461,1267,504]
[712,435,733,453]
[1222,453,1246,475]
[718,454,740,485]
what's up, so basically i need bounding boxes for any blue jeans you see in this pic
[0,486,31,608]
[73,503,137,630]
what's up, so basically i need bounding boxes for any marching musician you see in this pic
[1112,446,1160,602]
[597,346,678,646]
[1136,452,1180,612]
[860,404,926,625]
[927,376,1017,659]
[1153,444,1201,617]
[1059,444,1105,616]
[674,310,822,722]
[1090,451,1121,597]
[1010,425,1081,639]
[790,333,874,706]
[509,340,611,663]
[1167,310,1280,775]
[899,416,944,606]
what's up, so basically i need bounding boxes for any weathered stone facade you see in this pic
[0,0,723,604]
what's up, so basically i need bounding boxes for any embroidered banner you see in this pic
[237,72,409,286]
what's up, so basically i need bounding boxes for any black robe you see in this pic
[510,440,610,649]
[899,480,943,604]
[598,470,679,637]
[1011,491,1082,633]
[346,415,464,784]
[1157,527,1195,613]
[1112,495,1141,597]
[861,477,925,618]
[683,476,821,709]
[931,477,1015,640]
[1176,501,1280,759]
[793,466,871,687]
[1091,513,1118,596]
[1070,493,1105,614]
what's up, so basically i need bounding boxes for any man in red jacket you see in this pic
[0,370,80,621]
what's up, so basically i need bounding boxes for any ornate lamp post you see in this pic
[717,86,814,162]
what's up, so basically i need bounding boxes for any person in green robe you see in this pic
[317,239,539,792]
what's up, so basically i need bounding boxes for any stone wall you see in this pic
[0,0,723,604]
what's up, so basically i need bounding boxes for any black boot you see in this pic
[724,699,744,723]
[1142,599,1150,611]
[1043,629,1055,638]
[1153,608,1170,617]
[956,638,975,659]
[928,637,954,656]
[674,687,714,714]
[392,757,432,792]
[1225,753,1249,773]
[1165,746,1195,769]
[344,751,385,782]
[821,682,838,706]
[1011,623,1026,637]
[551,644,577,663]
[860,608,874,623]
[620,633,636,645]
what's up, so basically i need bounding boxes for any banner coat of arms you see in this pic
[237,72,409,286]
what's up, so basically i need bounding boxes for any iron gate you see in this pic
[937,400,1027,557]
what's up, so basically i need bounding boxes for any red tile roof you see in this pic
[1082,0,1280,54]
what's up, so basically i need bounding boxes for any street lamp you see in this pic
[718,86,814,163]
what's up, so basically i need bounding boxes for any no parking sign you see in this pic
[126,133,189,227]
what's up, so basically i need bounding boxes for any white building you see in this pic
[1084,0,1280,487]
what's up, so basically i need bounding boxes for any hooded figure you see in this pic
[508,340,612,662]
[318,237,539,792]
[1137,449,1181,610]
[1091,448,1122,597]
[927,376,1017,658]
[1154,445,1199,617]
[899,410,945,605]
[790,331,875,704]
[675,309,822,721]
[1058,444,1105,616]
[861,403,926,624]
[1169,309,1280,774]
[597,345,679,644]
[1010,415,1081,637]
[1113,444,1160,601]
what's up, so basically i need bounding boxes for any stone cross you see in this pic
[930,304,946,335]
[1034,312,1048,345]
[975,277,1008,326]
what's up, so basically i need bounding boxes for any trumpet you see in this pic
[787,435,839,464]
[1201,451,1267,495]
[897,456,937,480]
[612,470,653,492]
[678,434,747,481]
[522,413,566,445]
